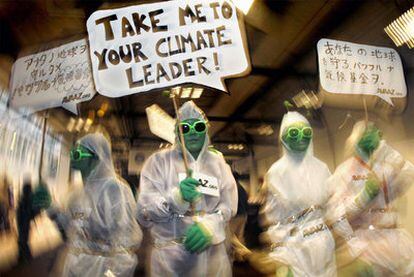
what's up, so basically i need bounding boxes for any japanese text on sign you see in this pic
[10,39,96,113]
[317,38,406,106]
[86,0,250,97]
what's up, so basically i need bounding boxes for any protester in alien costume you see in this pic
[46,133,142,277]
[137,101,237,277]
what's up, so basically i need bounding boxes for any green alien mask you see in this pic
[177,118,207,160]
[357,124,382,158]
[70,144,98,178]
[281,122,313,153]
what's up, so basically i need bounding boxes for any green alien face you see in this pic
[357,125,382,158]
[70,144,98,176]
[281,122,313,153]
[177,118,207,159]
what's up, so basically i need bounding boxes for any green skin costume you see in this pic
[357,125,381,161]
[70,144,99,178]
[31,144,98,216]
[280,122,381,203]
[281,122,312,153]
[177,118,213,253]
[278,122,313,276]
[355,125,382,205]
[342,125,382,277]
[32,184,51,211]
[276,122,380,277]
[276,123,380,276]
[32,122,384,267]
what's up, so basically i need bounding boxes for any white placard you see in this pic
[317,38,406,106]
[179,172,219,197]
[146,104,176,144]
[86,0,250,97]
[10,39,96,113]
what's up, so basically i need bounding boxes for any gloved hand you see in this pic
[179,177,201,203]
[354,174,380,209]
[364,174,381,200]
[184,222,212,253]
[32,184,51,211]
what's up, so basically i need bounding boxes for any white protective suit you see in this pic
[262,111,337,277]
[137,101,237,277]
[49,133,142,277]
[327,121,414,276]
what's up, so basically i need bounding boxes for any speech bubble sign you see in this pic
[86,0,250,97]
[9,39,96,114]
[317,38,406,106]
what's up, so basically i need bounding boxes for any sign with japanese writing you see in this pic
[10,39,96,113]
[86,0,250,98]
[317,38,406,106]
[179,172,219,197]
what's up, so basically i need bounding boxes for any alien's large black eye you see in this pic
[194,122,206,133]
[181,123,191,134]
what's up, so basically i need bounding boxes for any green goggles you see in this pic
[70,147,94,161]
[178,121,207,135]
[285,126,313,140]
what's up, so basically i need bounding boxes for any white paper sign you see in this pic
[317,38,406,106]
[179,172,219,197]
[146,104,176,144]
[86,0,250,97]
[10,39,96,113]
